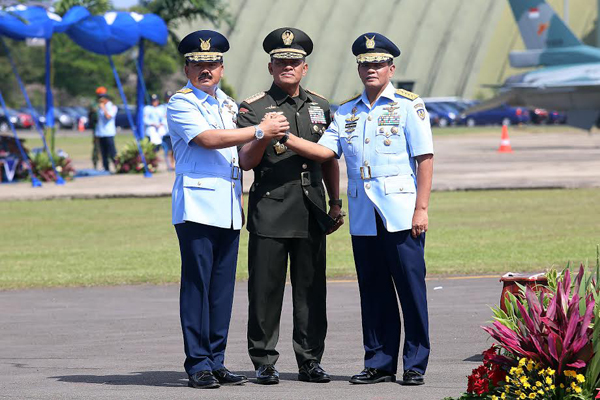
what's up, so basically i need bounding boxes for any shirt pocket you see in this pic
[384,175,416,195]
[260,185,285,201]
[182,176,218,190]
[375,125,403,154]
[347,180,358,198]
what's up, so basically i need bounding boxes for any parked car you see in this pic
[548,111,567,124]
[529,108,549,125]
[54,107,75,129]
[460,103,530,126]
[20,106,46,126]
[115,105,137,129]
[424,102,459,127]
[0,108,33,131]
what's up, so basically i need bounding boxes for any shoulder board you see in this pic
[340,93,360,105]
[395,89,419,101]
[176,88,193,94]
[305,89,327,100]
[243,92,266,104]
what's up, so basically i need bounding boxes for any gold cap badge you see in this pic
[200,38,211,51]
[282,30,294,46]
[365,35,375,49]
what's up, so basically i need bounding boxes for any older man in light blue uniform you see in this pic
[285,32,433,386]
[168,30,289,390]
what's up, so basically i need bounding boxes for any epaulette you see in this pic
[306,89,327,100]
[243,92,266,104]
[340,93,360,105]
[395,89,419,101]
[176,88,193,94]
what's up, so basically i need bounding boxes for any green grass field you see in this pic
[1,189,599,290]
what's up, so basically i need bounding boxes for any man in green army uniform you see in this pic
[237,27,343,385]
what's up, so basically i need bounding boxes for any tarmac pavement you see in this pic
[0,277,501,400]
[1,129,600,201]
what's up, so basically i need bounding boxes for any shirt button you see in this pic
[266,192,270,197]
[232,157,236,163]
[302,163,308,170]
[365,183,371,189]
[296,112,300,116]
[367,115,372,121]
[304,190,309,195]
[197,182,202,186]
[232,182,236,188]
[363,160,369,166]
[365,138,370,144]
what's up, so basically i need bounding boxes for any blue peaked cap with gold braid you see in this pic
[178,30,230,62]
[352,32,401,64]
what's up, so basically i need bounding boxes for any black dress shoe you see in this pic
[298,360,331,383]
[349,367,396,384]
[213,368,248,385]
[188,370,220,389]
[402,370,425,385]
[256,364,279,385]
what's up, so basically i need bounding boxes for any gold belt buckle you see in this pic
[231,166,241,180]
[360,166,371,180]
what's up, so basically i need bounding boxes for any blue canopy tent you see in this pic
[0,5,89,186]
[67,11,168,178]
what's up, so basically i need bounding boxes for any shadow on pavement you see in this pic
[50,371,188,387]
[238,371,351,383]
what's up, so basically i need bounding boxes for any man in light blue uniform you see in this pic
[95,92,118,172]
[143,93,166,147]
[285,32,433,386]
[167,30,289,389]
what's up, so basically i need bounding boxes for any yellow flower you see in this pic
[550,384,555,390]
[516,367,524,375]
[564,370,576,378]
[545,376,552,384]
[492,396,498,400]
[501,393,506,399]
[536,381,542,387]
[547,369,555,376]
[576,374,585,383]
[519,358,527,367]
[520,394,526,399]
[560,383,565,388]
[538,389,544,395]
[571,381,577,389]
[574,386,582,394]
[510,367,517,375]
[528,393,536,399]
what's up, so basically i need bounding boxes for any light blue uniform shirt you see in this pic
[167,81,242,229]
[143,104,167,144]
[318,83,434,236]
[95,101,118,137]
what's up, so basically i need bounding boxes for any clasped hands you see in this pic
[258,112,289,140]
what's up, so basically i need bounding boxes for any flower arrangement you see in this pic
[447,254,600,400]
[114,138,158,174]
[30,149,75,182]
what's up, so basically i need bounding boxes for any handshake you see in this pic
[257,112,290,140]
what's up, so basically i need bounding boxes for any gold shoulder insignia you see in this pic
[340,93,360,105]
[243,92,266,104]
[176,88,193,94]
[306,89,327,100]
[395,89,419,101]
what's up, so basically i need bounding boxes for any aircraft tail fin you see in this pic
[507,0,581,50]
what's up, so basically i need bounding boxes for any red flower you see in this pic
[482,345,497,364]
[488,364,506,386]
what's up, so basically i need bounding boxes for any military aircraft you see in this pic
[469,0,600,130]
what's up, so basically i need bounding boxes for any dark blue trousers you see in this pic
[351,213,430,375]
[175,221,240,375]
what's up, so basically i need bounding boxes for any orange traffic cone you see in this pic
[78,117,85,132]
[498,124,513,153]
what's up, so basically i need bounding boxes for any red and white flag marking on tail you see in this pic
[528,7,540,19]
